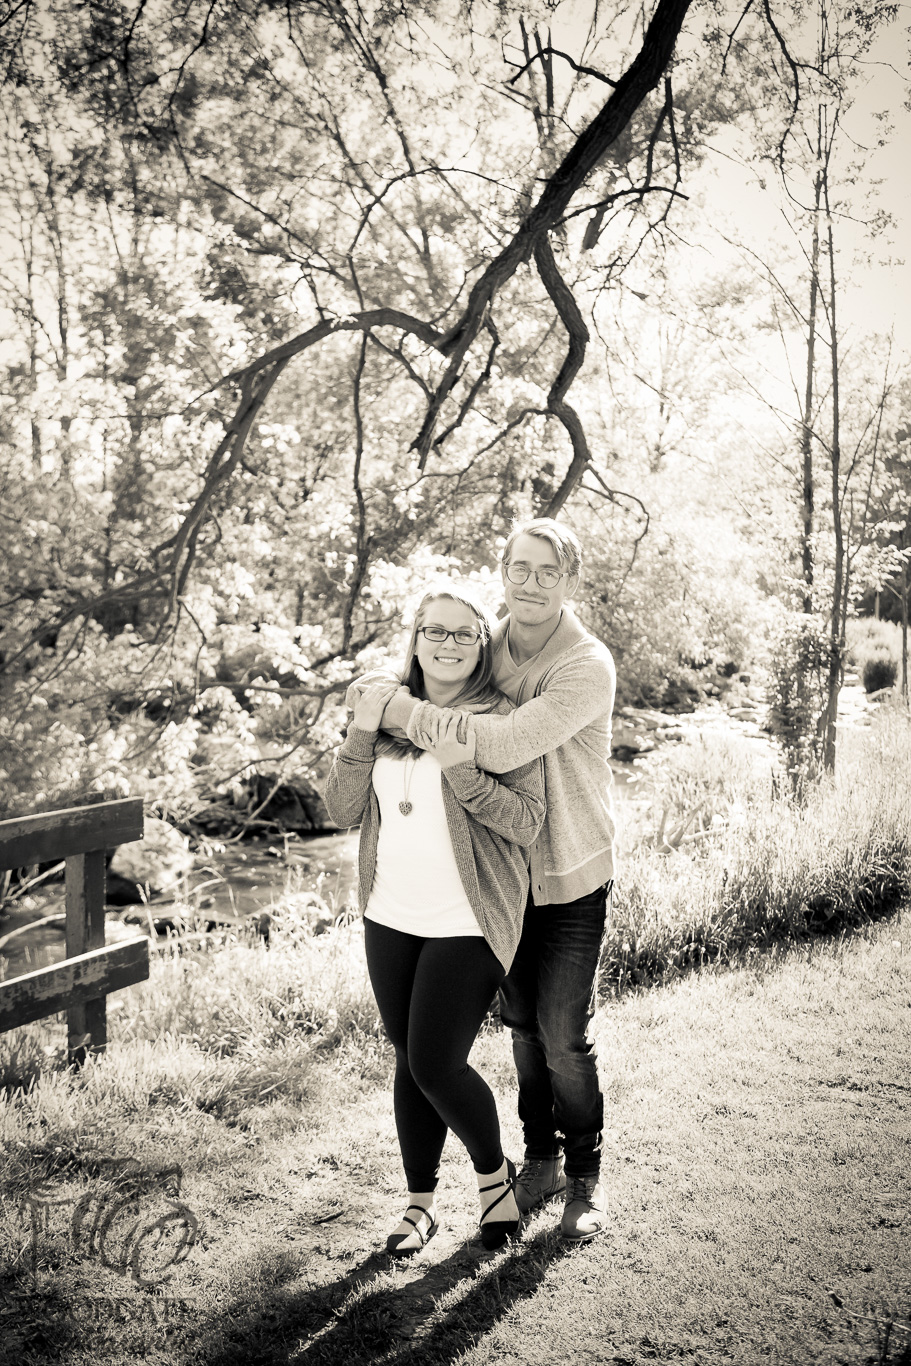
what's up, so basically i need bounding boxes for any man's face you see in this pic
[501,533,578,629]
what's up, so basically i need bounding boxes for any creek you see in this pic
[0,767,642,979]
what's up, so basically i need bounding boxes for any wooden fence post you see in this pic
[65,848,108,1064]
[0,799,147,1064]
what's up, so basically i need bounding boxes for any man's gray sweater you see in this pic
[407,609,616,905]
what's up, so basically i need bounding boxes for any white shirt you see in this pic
[365,752,483,938]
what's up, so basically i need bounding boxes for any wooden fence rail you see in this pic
[0,799,148,1063]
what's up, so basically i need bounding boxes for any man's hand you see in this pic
[426,714,476,769]
[351,681,400,732]
[417,706,452,746]
[416,707,470,748]
[381,685,421,736]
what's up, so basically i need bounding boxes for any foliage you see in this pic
[0,0,906,815]
[845,616,903,670]
[766,610,832,790]
[0,0,721,814]
[583,503,773,707]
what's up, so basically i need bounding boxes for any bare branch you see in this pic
[583,467,651,543]
[340,332,373,654]
[721,0,755,77]
[366,332,431,396]
[761,0,802,109]
[433,320,501,449]
[411,0,693,460]
[506,44,617,89]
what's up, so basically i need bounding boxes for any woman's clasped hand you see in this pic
[351,680,401,732]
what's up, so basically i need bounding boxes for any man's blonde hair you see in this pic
[502,518,582,578]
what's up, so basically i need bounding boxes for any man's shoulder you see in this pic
[545,628,615,681]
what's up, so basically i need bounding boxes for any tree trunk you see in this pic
[799,164,823,613]
[901,538,909,701]
[822,216,843,771]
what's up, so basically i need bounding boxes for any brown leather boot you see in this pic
[560,1175,606,1243]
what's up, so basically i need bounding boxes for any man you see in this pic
[377,517,616,1243]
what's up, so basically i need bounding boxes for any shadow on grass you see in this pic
[180,1224,573,1366]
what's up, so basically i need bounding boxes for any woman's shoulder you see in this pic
[487,691,516,716]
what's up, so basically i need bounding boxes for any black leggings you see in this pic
[364,919,507,1192]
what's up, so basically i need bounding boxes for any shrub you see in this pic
[767,612,830,789]
[862,651,897,694]
[846,617,901,678]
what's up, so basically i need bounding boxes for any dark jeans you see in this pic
[498,881,612,1179]
[364,919,507,1192]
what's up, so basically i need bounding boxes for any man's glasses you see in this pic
[418,626,482,646]
[503,563,568,590]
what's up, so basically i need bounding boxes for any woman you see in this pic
[325,582,545,1255]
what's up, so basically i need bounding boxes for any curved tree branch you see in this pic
[411,0,694,460]
[507,44,618,89]
[533,235,593,519]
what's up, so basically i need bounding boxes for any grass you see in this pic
[1,703,911,1364]
[1,919,909,1365]
[607,702,911,989]
[0,904,385,1104]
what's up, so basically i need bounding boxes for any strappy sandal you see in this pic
[385,1203,439,1258]
[478,1157,523,1251]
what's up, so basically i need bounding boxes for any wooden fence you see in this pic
[0,799,149,1064]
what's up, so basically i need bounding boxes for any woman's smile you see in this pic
[415,598,482,697]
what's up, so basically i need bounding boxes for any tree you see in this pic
[1,0,902,816]
[0,0,702,670]
[715,0,902,776]
[1,0,715,812]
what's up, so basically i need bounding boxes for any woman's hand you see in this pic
[426,713,476,768]
[352,681,400,732]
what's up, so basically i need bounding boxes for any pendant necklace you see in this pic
[399,755,417,816]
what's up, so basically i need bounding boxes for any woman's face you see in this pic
[414,597,483,691]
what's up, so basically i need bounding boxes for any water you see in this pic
[0,830,359,979]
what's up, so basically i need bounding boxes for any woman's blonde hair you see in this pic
[374,580,501,759]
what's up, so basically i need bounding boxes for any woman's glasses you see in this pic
[503,563,568,589]
[418,626,482,646]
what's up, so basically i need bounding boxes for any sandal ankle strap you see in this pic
[478,1175,510,1194]
[479,1162,518,1224]
[401,1204,434,1228]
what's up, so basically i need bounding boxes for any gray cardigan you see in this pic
[324,696,545,971]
